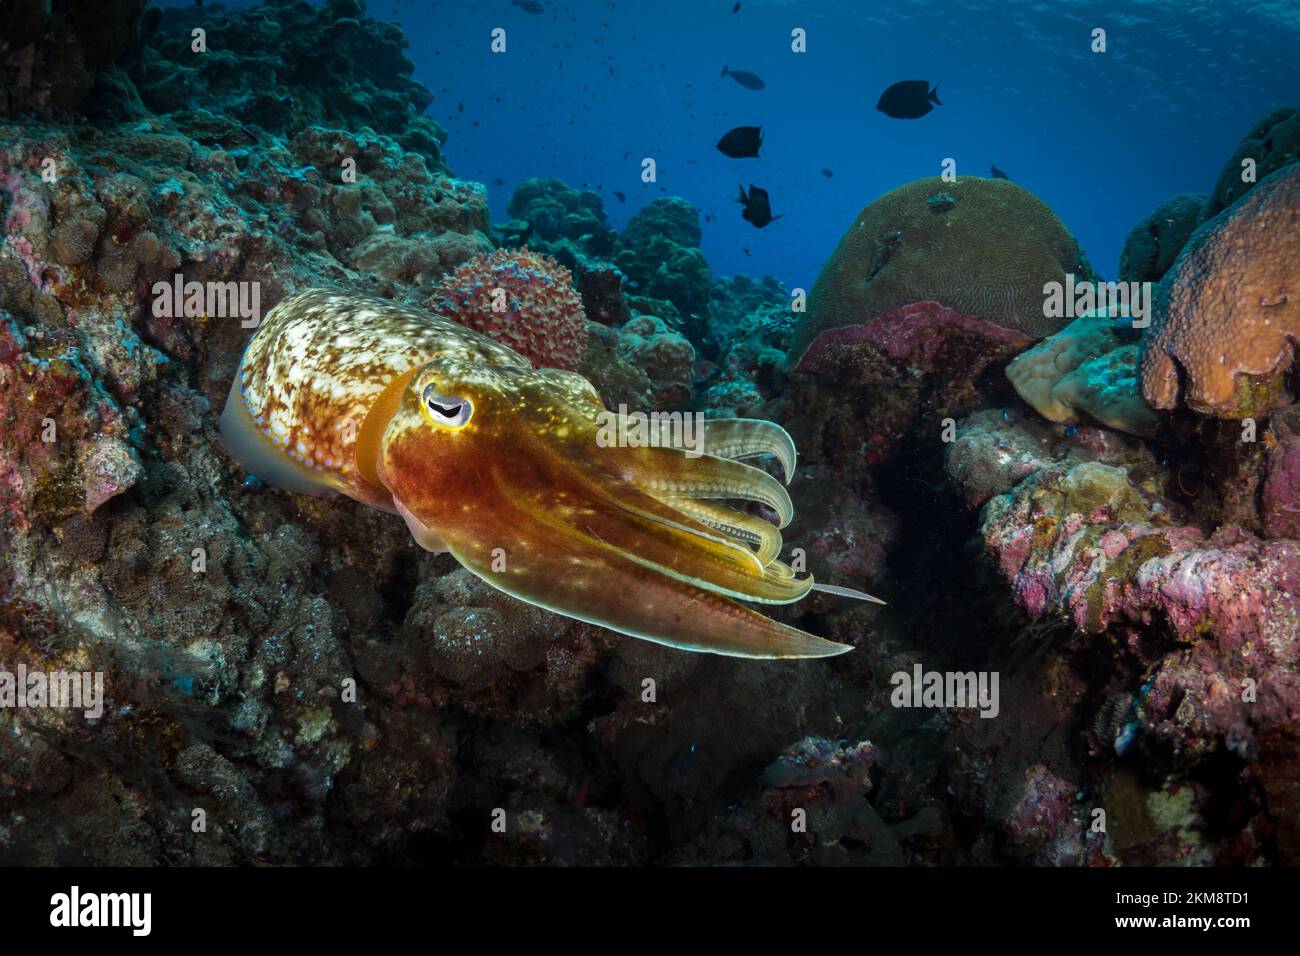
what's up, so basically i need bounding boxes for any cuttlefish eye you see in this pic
[420,383,473,428]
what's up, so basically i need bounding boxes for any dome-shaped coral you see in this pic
[432,247,588,370]
[792,176,1093,359]
[1200,108,1300,222]
[1140,163,1300,418]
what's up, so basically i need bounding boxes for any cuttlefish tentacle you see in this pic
[637,417,797,484]
[664,497,784,566]
[602,443,796,527]
[376,366,834,655]
[222,289,883,660]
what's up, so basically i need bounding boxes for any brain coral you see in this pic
[433,247,588,370]
[1140,163,1300,418]
[791,176,1093,358]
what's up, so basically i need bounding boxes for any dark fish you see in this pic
[613,190,626,202]
[876,80,942,119]
[732,2,741,11]
[821,168,834,178]
[721,65,765,90]
[693,359,720,385]
[736,183,780,228]
[990,164,1010,180]
[512,0,545,13]
[716,125,762,158]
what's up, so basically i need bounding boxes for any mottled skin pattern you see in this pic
[227,288,525,509]
[223,289,872,658]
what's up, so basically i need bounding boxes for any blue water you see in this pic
[176,0,1300,287]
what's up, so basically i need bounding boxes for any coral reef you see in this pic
[1117,193,1205,284]
[945,407,1300,840]
[506,177,616,249]
[1140,163,1300,418]
[1200,108,1300,222]
[1,4,1296,870]
[1007,311,1158,436]
[612,314,694,409]
[431,248,588,371]
[791,176,1094,358]
[127,0,449,168]
[0,0,147,118]
[614,198,713,342]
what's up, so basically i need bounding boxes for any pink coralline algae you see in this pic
[948,410,1300,758]
[1263,422,1300,539]
[432,248,588,371]
[1003,765,1087,865]
[793,299,1034,377]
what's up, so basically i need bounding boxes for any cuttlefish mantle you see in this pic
[221,288,883,659]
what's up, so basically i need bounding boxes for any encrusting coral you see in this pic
[791,175,1094,358]
[1140,163,1300,418]
[1007,311,1159,436]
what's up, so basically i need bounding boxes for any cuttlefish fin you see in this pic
[218,374,347,496]
[437,504,849,659]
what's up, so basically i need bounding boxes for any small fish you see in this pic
[990,164,1010,180]
[613,190,626,202]
[876,80,942,119]
[732,2,741,11]
[721,65,765,90]
[716,125,762,159]
[503,221,535,246]
[512,0,545,13]
[693,359,720,385]
[821,168,834,178]
[491,177,505,186]
[736,184,780,228]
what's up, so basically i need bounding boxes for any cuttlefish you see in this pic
[220,289,883,659]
